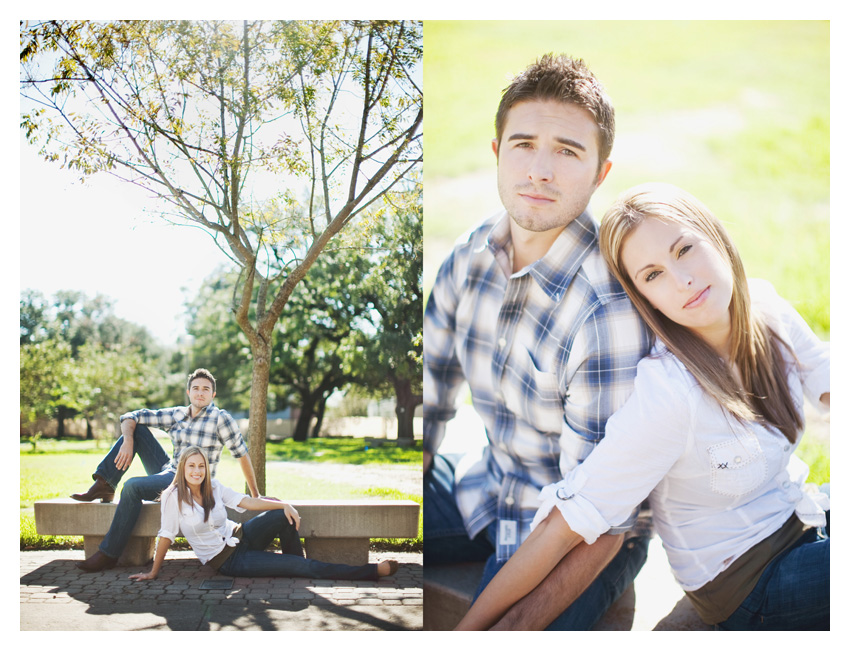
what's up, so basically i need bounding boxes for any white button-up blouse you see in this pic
[532,280,830,591]
[158,479,247,564]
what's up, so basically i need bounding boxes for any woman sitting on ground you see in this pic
[456,183,829,631]
[129,446,398,582]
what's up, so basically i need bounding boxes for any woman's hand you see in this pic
[283,503,300,530]
[129,571,157,582]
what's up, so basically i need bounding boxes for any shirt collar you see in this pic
[186,402,215,419]
[485,210,599,302]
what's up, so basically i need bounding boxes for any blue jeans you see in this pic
[424,453,495,565]
[219,510,379,580]
[424,453,650,630]
[717,512,830,631]
[95,425,175,559]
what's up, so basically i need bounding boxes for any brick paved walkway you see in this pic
[20,549,422,631]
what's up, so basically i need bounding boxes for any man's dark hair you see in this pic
[187,368,216,393]
[494,54,615,171]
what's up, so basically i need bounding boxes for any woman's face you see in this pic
[183,453,206,488]
[621,216,734,349]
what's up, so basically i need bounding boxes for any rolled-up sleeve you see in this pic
[217,412,249,459]
[777,289,829,404]
[555,296,650,535]
[749,279,829,410]
[218,482,247,512]
[534,354,691,544]
[121,407,180,430]
[158,488,181,542]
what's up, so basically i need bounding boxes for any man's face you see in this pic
[493,100,611,235]
[187,377,215,411]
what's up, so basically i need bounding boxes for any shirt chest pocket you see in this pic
[501,348,564,433]
[708,435,768,497]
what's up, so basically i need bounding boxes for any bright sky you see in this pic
[19,139,229,345]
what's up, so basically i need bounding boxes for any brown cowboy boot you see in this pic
[76,550,118,572]
[70,476,115,503]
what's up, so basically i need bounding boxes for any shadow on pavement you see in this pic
[21,555,421,631]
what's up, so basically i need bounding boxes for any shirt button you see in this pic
[784,444,790,451]
[734,456,742,464]
[505,497,515,506]
[498,337,507,348]
[782,480,791,489]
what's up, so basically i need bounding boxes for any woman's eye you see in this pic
[645,270,660,282]
[678,244,692,258]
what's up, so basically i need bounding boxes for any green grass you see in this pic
[796,435,830,487]
[21,437,422,551]
[424,21,828,179]
[266,437,422,465]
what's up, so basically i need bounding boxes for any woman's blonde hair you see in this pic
[599,183,802,442]
[167,446,215,522]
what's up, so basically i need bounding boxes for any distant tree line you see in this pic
[20,193,421,445]
[19,290,184,441]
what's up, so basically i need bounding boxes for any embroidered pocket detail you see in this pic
[708,436,767,497]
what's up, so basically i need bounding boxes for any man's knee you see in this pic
[131,424,154,440]
[121,477,144,498]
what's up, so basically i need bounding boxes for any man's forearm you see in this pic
[456,510,582,630]
[238,454,260,497]
[490,533,624,631]
[121,417,137,439]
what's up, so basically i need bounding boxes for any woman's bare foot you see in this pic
[377,560,399,577]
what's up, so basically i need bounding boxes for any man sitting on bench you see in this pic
[71,368,260,572]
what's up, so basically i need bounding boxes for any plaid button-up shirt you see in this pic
[425,210,651,560]
[120,402,249,476]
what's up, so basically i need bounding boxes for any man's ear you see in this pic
[492,138,499,158]
[595,159,612,187]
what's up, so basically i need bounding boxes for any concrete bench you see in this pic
[423,536,710,630]
[35,498,420,567]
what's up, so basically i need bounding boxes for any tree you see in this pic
[184,268,254,411]
[66,343,156,439]
[186,250,371,442]
[21,20,423,493]
[20,338,72,438]
[355,183,423,445]
[19,289,165,438]
[269,245,374,440]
